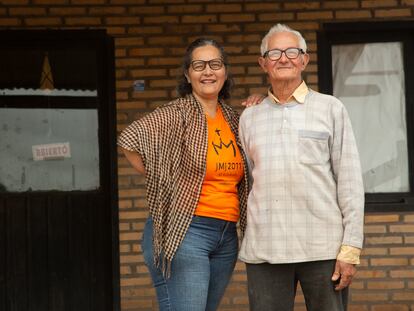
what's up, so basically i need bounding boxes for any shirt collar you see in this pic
[268,81,309,105]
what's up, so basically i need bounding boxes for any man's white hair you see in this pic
[260,23,307,56]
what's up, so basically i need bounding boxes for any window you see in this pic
[317,21,414,211]
[0,30,107,192]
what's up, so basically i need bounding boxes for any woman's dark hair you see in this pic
[177,38,234,100]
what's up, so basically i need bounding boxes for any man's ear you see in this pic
[301,53,310,69]
[258,57,267,73]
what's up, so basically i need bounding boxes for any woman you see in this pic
[118,38,249,311]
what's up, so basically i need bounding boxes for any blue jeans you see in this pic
[142,216,238,311]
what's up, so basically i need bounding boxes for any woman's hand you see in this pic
[241,94,266,107]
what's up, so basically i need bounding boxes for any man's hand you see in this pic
[331,260,357,291]
[241,94,266,107]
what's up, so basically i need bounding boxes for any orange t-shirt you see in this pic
[195,107,244,222]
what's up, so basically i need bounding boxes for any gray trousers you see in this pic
[246,260,348,311]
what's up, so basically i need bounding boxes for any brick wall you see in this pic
[1,0,414,310]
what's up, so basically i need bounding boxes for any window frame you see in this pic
[0,30,111,193]
[317,21,414,212]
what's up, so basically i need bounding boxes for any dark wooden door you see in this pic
[0,30,119,311]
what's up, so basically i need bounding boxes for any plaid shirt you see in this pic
[238,89,364,264]
[118,94,249,274]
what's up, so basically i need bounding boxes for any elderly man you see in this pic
[238,24,364,311]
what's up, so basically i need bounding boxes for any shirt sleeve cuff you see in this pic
[336,245,361,265]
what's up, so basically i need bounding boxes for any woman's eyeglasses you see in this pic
[190,58,224,71]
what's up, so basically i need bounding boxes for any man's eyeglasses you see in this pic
[191,58,224,71]
[263,48,304,61]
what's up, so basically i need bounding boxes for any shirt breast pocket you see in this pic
[298,130,330,165]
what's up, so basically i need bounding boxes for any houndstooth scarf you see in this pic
[118,94,248,276]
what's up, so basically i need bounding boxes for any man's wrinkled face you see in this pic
[259,31,309,84]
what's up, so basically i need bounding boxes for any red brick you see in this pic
[32,0,66,3]
[284,1,320,9]
[348,306,369,311]
[131,90,168,98]
[147,57,181,66]
[365,214,400,223]
[120,266,132,275]
[367,281,405,289]
[128,26,163,34]
[89,6,126,14]
[1,0,28,4]
[118,200,133,209]
[9,7,46,15]
[205,24,241,33]
[106,27,125,36]
[115,37,144,46]
[144,15,179,24]
[120,299,152,309]
[323,1,359,9]
[375,8,412,17]
[149,0,184,3]
[371,258,409,266]
[71,0,106,4]
[245,3,280,11]
[106,16,140,25]
[390,247,414,255]
[404,214,414,222]
[206,4,242,13]
[364,225,387,234]
[336,10,373,19]
[25,17,61,26]
[372,305,409,311]
[357,270,387,278]
[0,18,22,26]
[49,7,87,15]
[390,270,414,278]
[65,17,101,25]
[392,292,414,301]
[390,225,414,233]
[365,236,403,245]
[362,0,398,7]
[227,34,261,43]
[147,36,184,45]
[234,77,263,85]
[298,11,334,20]
[167,4,202,13]
[129,6,165,15]
[362,247,388,256]
[118,188,146,198]
[119,211,147,220]
[111,0,145,3]
[120,277,151,286]
[220,14,255,23]
[181,14,217,24]
[405,236,414,243]
[258,13,295,22]
[230,55,260,64]
[352,293,388,301]
[116,59,145,67]
[129,48,164,57]
[167,24,203,34]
